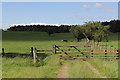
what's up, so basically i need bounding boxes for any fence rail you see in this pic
[57,45,91,47]
[2,45,119,63]
[36,50,52,52]
[91,49,118,50]
[90,49,119,59]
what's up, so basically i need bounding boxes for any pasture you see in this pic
[2,31,119,78]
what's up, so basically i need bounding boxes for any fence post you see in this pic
[2,48,5,56]
[105,49,107,58]
[31,47,33,58]
[33,48,37,63]
[35,48,37,59]
[53,45,56,54]
[117,49,119,59]
[91,49,93,57]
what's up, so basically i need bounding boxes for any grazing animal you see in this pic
[61,40,68,42]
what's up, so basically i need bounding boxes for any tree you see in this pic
[70,22,110,43]
[82,22,110,43]
[46,26,55,36]
[102,20,120,33]
[93,23,110,43]
[70,25,85,42]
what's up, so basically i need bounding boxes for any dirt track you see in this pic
[84,61,111,80]
[57,63,69,78]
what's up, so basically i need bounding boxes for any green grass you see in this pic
[2,55,61,78]
[66,60,100,78]
[2,31,119,78]
[88,58,118,78]
[2,31,119,53]
[2,31,83,53]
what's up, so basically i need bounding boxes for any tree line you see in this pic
[7,25,71,36]
[7,20,120,33]
[5,19,120,42]
[7,25,71,32]
[102,19,120,33]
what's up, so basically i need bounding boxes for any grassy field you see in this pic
[2,31,119,78]
[67,60,100,78]
[88,58,119,78]
[2,31,119,53]
[2,55,61,78]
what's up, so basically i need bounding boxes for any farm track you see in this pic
[84,61,112,80]
[57,61,112,79]
[57,63,69,78]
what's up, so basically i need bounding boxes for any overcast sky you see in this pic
[1,2,118,29]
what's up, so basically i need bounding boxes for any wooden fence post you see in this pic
[105,49,107,58]
[31,47,33,58]
[33,48,37,63]
[117,49,119,59]
[53,45,56,54]
[91,49,93,57]
[2,48,5,56]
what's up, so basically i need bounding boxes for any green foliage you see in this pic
[46,27,55,36]
[34,59,45,67]
[91,22,110,42]
[70,26,84,41]
[70,22,110,42]
[102,19,120,32]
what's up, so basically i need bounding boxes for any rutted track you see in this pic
[57,63,69,78]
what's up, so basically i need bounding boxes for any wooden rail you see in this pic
[31,45,91,62]
[91,49,118,50]
[1,45,119,64]
[37,50,52,52]
[91,55,118,56]
[56,45,90,54]
[57,45,91,47]
[90,49,119,59]
[31,47,54,63]
[56,49,88,51]
[91,52,118,53]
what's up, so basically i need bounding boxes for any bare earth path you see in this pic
[84,61,111,80]
[57,63,69,78]
[57,61,112,80]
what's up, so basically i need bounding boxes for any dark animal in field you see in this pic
[70,40,73,42]
[61,40,68,42]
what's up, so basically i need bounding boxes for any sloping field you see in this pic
[2,31,119,78]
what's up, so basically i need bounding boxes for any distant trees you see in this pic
[70,22,110,42]
[7,19,120,33]
[102,20,120,33]
[46,26,56,36]
[7,19,120,39]
[7,25,71,33]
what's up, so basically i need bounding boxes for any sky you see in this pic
[1,2,118,29]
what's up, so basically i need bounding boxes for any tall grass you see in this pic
[67,60,100,78]
[88,58,118,78]
[2,55,61,78]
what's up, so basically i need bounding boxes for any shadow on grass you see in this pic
[2,53,49,60]
[2,53,31,58]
